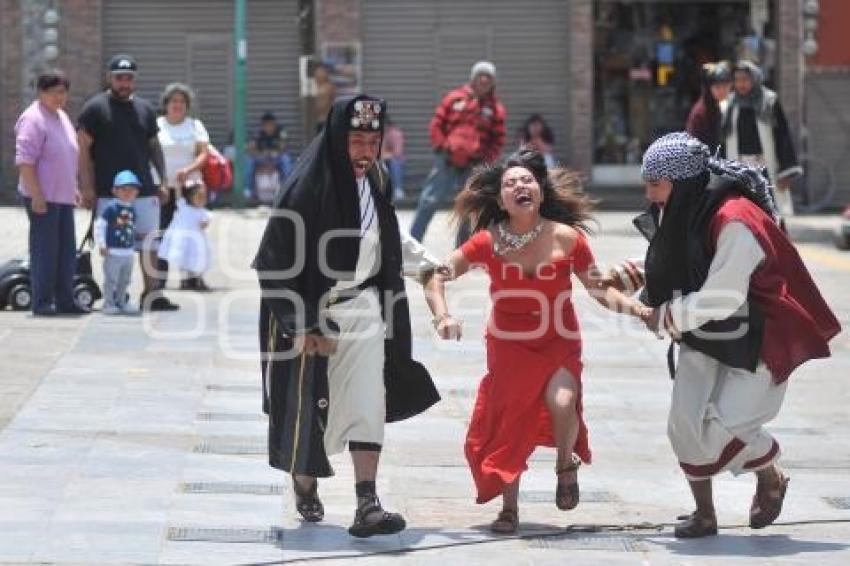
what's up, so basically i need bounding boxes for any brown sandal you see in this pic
[674,513,718,538]
[292,476,324,523]
[490,508,519,535]
[555,455,581,511]
[750,472,790,529]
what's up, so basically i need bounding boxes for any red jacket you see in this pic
[429,84,506,166]
[710,197,841,382]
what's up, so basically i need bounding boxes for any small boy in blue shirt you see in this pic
[94,170,139,314]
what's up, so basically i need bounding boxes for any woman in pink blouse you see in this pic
[15,69,86,315]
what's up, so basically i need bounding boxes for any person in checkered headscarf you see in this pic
[606,132,840,539]
[253,95,444,538]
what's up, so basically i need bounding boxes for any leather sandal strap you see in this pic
[555,454,582,475]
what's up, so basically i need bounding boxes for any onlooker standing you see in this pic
[158,180,213,292]
[381,115,405,201]
[245,111,293,202]
[156,83,210,285]
[94,170,140,315]
[686,61,731,150]
[410,61,506,245]
[519,114,556,168]
[77,54,179,311]
[312,62,337,132]
[720,60,801,216]
[15,69,88,316]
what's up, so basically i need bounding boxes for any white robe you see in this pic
[661,222,786,479]
[322,178,444,455]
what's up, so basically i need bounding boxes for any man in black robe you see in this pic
[253,95,441,538]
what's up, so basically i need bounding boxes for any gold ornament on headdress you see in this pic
[350,100,382,130]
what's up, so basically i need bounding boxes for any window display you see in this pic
[593,1,775,165]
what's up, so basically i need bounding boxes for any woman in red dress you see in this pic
[425,149,647,533]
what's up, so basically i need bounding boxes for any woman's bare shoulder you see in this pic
[549,221,579,247]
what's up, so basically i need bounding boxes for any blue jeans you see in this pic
[384,157,405,198]
[23,199,77,312]
[410,152,472,245]
[244,153,294,197]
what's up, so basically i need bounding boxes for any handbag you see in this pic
[202,144,233,192]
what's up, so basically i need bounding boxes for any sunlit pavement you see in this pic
[0,206,848,565]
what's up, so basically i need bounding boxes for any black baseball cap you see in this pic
[108,54,137,75]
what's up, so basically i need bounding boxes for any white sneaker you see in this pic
[102,305,121,315]
[119,304,140,316]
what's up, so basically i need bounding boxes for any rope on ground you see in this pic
[238,518,850,566]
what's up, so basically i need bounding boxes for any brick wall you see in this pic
[58,0,103,121]
[0,0,23,200]
[568,0,592,176]
[777,0,803,142]
[0,0,101,203]
[316,0,360,46]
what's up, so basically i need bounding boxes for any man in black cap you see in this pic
[253,95,441,537]
[78,54,179,311]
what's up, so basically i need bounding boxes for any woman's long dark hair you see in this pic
[699,62,731,121]
[454,147,594,234]
[520,114,554,145]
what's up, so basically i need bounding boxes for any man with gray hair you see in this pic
[410,61,506,245]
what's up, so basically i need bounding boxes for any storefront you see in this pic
[592,0,776,183]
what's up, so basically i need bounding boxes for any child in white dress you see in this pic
[158,180,213,291]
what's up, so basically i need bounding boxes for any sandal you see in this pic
[674,513,718,538]
[348,494,406,538]
[490,508,519,535]
[555,454,581,511]
[750,471,790,529]
[292,476,324,523]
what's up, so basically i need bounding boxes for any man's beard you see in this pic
[111,87,133,100]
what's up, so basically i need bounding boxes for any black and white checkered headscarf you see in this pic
[641,132,710,182]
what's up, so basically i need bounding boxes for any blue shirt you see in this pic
[100,201,136,250]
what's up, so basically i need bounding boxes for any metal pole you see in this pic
[232,0,247,208]
[298,0,316,145]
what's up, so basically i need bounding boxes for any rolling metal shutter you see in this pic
[102,0,301,149]
[361,0,572,188]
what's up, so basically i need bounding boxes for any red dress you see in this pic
[460,229,594,504]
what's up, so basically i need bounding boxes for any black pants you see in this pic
[155,188,179,288]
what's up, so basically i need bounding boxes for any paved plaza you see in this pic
[0,206,848,565]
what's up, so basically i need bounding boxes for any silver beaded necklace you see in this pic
[493,220,544,256]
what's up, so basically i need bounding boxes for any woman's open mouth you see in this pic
[515,194,533,205]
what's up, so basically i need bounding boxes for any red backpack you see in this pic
[202,144,233,192]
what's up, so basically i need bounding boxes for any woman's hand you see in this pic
[80,187,96,210]
[435,314,462,341]
[157,185,171,204]
[631,302,652,319]
[176,168,190,186]
[640,307,661,333]
[31,195,48,215]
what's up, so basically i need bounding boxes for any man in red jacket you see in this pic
[410,61,506,245]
